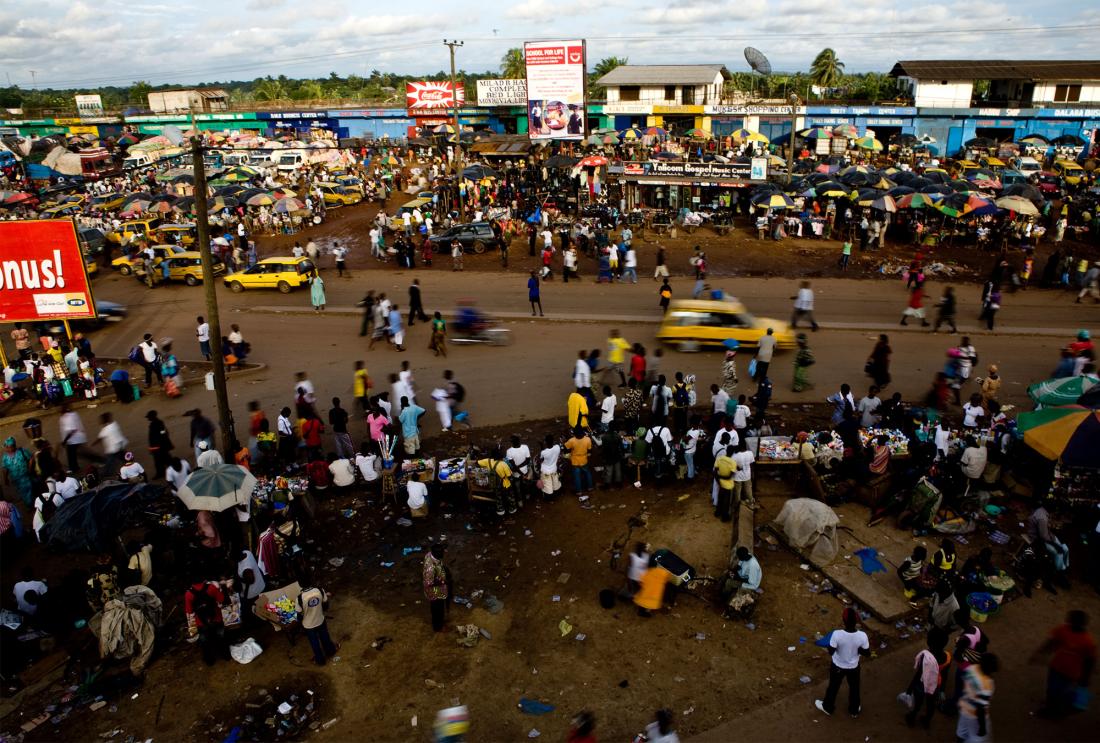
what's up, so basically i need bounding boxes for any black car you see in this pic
[427,222,502,254]
[79,227,107,256]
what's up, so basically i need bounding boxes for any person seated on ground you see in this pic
[898,545,928,601]
[327,452,355,490]
[929,581,960,632]
[119,451,145,483]
[406,479,429,519]
[354,442,381,488]
[930,539,958,585]
[13,568,47,617]
[633,555,671,617]
[729,545,763,594]
[307,454,331,493]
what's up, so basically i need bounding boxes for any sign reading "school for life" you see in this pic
[0,220,95,323]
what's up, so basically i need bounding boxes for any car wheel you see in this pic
[229,281,244,293]
[277,281,291,294]
[184,274,199,286]
[119,265,132,276]
[472,240,486,254]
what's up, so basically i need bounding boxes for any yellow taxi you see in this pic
[396,197,433,218]
[89,192,126,211]
[106,217,160,245]
[334,174,366,196]
[951,160,980,176]
[112,244,186,275]
[41,202,81,217]
[223,256,316,294]
[1052,159,1084,185]
[316,182,363,207]
[152,223,197,246]
[978,156,1006,172]
[656,298,796,352]
[135,251,224,287]
[84,254,99,277]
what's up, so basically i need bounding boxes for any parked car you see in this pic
[427,222,502,254]
[656,299,796,352]
[79,227,107,256]
[223,257,316,293]
[135,251,225,287]
[1052,159,1084,186]
[316,181,363,207]
[112,244,186,275]
[1014,156,1042,178]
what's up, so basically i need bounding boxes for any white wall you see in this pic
[604,73,724,105]
[910,79,974,108]
[1031,81,1100,104]
[148,90,201,114]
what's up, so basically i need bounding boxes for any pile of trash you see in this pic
[206,685,329,741]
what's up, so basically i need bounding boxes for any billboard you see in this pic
[524,40,586,141]
[476,79,528,106]
[405,81,465,114]
[0,220,95,323]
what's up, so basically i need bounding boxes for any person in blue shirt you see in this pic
[731,546,762,593]
[398,396,425,455]
[388,304,405,351]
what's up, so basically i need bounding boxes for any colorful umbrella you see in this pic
[272,188,297,198]
[833,124,859,139]
[221,170,254,183]
[578,155,609,167]
[207,196,238,212]
[246,193,278,207]
[994,195,1039,216]
[585,134,605,146]
[150,201,175,214]
[752,192,795,209]
[176,464,257,512]
[683,127,711,139]
[432,124,456,134]
[896,192,943,209]
[869,194,897,212]
[854,135,884,151]
[644,126,669,140]
[801,128,833,140]
[1017,406,1100,466]
[730,128,768,143]
[598,133,619,145]
[1027,375,1099,409]
[619,127,643,141]
[273,197,305,214]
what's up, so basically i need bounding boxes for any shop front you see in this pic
[614,160,757,210]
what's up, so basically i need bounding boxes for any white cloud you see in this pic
[641,0,766,25]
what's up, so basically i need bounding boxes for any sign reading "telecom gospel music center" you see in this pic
[621,161,755,180]
[0,220,96,323]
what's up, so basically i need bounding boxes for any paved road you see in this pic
[2,268,1094,472]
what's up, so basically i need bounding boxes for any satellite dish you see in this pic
[744,47,772,76]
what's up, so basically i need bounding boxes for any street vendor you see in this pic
[729,546,763,593]
[476,446,515,517]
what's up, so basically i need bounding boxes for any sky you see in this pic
[1,0,1098,89]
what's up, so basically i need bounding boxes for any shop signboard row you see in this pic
[620,160,755,180]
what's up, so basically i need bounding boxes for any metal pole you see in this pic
[445,39,464,217]
[787,95,799,184]
[189,135,235,456]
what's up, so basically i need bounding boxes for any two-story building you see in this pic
[890,59,1100,109]
[596,64,731,133]
[147,88,230,115]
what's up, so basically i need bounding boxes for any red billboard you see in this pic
[0,220,95,323]
[406,81,465,113]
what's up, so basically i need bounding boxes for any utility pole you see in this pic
[189,135,235,456]
[29,70,36,87]
[444,39,465,217]
[787,93,800,184]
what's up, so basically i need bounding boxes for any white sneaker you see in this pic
[814,700,830,716]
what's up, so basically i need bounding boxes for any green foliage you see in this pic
[810,48,845,91]
[500,48,525,79]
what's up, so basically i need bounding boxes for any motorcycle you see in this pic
[450,307,512,346]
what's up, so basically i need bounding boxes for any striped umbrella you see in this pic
[207,196,238,212]
[896,192,943,209]
[1017,406,1100,466]
[150,200,175,214]
[585,134,604,146]
[619,127,643,141]
[273,197,305,214]
[833,124,859,139]
[683,127,711,139]
[246,193,278,207]
[730,128,768,143]
[432,124,456,134]
[869,194,897,212]
[854,135,884,151]
[801,127,833,140]
[272,188,297,198]
[1027,375,1099,409]
[599,133,619,145]
[176,464,257,512]
[644,126,670,140]
[995,195,1039,216]
[752,192,795,209]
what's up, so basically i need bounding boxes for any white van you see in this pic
[276,151,307,173]
[1014,156,1042,178]
[123,153,153,170]
[223,152,252,167]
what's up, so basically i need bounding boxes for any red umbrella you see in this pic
[3,192,34,205]
[578,155,609,167]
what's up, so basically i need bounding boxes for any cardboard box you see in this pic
[253,582,302,628]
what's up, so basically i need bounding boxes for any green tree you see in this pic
[253,78,285,102]
[128,80,152,104]
[809,48,845,92]
[592,56,628,81]
[294,80,324,101]
[500,48,525,79]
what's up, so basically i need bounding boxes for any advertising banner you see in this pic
[524,39,586,141]
[405,81,465,114]
[476,79,528,106]
[620,161,752,180]
[0,220,95,323]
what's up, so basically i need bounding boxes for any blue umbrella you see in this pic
[723,339,741,351]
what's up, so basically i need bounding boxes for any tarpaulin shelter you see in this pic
[773,498,840,564]
[42,482,166,552]
[90,585,164,675]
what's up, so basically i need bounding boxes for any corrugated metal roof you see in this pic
[891,60,1100,81]
[596,65,731,86]
[198,89,229,99]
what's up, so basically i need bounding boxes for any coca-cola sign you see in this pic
[406,81,465,113]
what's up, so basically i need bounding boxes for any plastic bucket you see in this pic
[967,592,998,623]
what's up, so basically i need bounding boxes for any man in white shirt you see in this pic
[539,439,561,497]
[355,449,380,482]
[195,316,211,360]
[857,387,881,428]
[623,247,638,283]
[329,455,355,488]
[711,384,730,416]
[58,403,87,473]
[960,437,988,482]
[196,440,224,468]
[291,242,305,258]
[599,386,617,431]
[816,608,870,717]
[731,441,756,509]
[406,479,429,516]
[732,396,751,432]
[541,228,553,250]
[754,329,777,382]
[791,280,820,331]
[138,333,162,387]
[573,351,591,391]
[962,394,985,429]
[48,472,81,507]
[13,574,48,615]
[369,227,381,258]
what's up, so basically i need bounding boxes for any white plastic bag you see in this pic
[230,637,264,664]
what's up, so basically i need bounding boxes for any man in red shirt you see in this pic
[185,579,227,665]
[1033,610,1096,718]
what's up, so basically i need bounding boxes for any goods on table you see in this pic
[399,457,435,485]
[755,436,797,461]
[859,428,910,455]
[438,457,467,483]
[252,475,309,504]
[264,595,299,625]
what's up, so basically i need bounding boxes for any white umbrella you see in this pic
[176,464,256,512]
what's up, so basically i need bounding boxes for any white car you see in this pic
[1014,156,1042,178]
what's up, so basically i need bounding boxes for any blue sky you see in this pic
[1,0,1098,88]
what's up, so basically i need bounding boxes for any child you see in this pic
[898,545,928,601]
